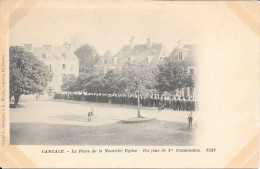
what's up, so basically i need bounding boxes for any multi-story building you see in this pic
[168,41,197,98]
[22,43,79,93]
[95,36,169,75]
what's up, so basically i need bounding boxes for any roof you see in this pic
[52,46,78,60]
[168,44,197,68]
[32,47,57,60]
[97,43,167,66]
[115,43,163,65]
[28,45,78,62]
[98,51,113,64]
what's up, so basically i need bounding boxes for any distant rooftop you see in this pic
[97,37,168,65]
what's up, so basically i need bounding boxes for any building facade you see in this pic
[168,42,197,98]
[22,43,79,93]
[95,37,169,75]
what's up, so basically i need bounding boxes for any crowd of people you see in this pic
[54,92,197,111]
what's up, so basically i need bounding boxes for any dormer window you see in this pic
[128,56,135,64]
[113,57,119,64]
[146,56,154,63]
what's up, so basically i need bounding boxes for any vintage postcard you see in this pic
[0,0,259,168]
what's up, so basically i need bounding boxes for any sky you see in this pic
[9,1,213,55]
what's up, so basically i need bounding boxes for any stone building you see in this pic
[168,41,197,98]
[22,43,79,93]
[95,36,169,76]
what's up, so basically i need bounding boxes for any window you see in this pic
[113,57,118,64]
[181,67,184,74]
[49,86,56,91]
[62,74,66,82]
[70,64,74,71]
[178,52,182,60]
[128,57,135,64]
[146,56,153,63]
[189,67,195,75]
[178,67,184,75]
[62,64,66,70]
[62,53,66,58]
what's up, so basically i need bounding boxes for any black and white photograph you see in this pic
[1,0,259,168]
[9,3,198,146]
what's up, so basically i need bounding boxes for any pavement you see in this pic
[10,97,197,145]
[10,98,193,127]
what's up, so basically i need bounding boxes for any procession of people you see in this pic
[54,91,197,112]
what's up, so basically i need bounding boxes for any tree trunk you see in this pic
[36,92,39,101]
[14,93,20,108]
[137,93,141,118]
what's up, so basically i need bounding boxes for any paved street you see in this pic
[10,97,196,145]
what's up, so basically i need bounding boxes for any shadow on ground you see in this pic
[9,104,26,108]
[10,120,195,146]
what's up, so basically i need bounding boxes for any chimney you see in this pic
[24,44,32,52]
[129,36,135,49]
[147,38,152,48]
[177,40,182,48]
[43,44,52,51]
[63,42,71,51]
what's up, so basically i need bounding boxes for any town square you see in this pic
[9,6,198,146]
[10,95,196,145]
[2,1,259,168]
[9,37,197,145]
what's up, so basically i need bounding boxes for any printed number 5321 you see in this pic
[206,148,216,152]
